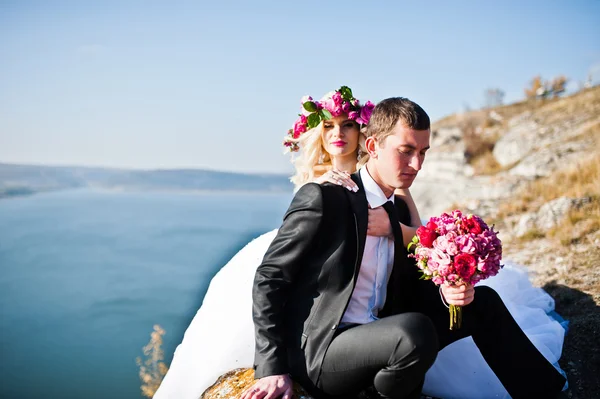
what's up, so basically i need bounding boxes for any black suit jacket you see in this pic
[251,171,438,392]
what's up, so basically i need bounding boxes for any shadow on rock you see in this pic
[543,281,600,399]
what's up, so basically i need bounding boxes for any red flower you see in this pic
[463,217,483,234]
[426,220,438,231]
[454,253,477,279]
[417,225,438,248]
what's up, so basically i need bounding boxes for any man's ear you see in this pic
[365,136,377,158]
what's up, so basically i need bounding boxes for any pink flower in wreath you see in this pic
[293,115,307,138]
[356,101,375,125]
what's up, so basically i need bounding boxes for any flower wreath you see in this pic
[284,86,375,152]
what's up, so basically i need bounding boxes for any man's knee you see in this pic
[373,314,438,398]
[474,285,503,308]
[389,313,438,368]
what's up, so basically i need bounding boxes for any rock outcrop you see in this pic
[200,368,314,399]
[411,86,600,223]
[514,197,592,237]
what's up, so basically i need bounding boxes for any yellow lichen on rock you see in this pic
[200,368,314,399]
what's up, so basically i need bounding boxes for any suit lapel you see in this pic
[345,171,368,278]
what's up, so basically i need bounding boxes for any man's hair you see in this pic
[365,97,430,145]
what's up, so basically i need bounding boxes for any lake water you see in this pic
[0,189,293,399]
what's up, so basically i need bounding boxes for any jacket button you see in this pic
[331,324,338,330]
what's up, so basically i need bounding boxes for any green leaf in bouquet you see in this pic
[407,235,419,251]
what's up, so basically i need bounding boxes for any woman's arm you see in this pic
[396,188,422,246]
[394,188,422,227]
[314,168,358,192]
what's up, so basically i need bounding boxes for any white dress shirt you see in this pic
[340,166,395,326]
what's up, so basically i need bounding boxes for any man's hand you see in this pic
[239,374,293,399]
[367,206,393,237]
[441,283,475,306]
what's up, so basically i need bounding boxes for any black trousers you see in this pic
[317,286,566,399]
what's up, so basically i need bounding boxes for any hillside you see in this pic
[412,85,600,398]
[0,164,293,198]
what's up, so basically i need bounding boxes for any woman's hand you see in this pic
[367,206,392,237]
[315,169,358,192]
[239,374,293,399]
[440,283,475,306]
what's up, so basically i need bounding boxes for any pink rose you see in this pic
[433,232,459,256]
[320,98,335,114]
[456,234,479,254]
[293,115,307,138]
[342,101,351,113]
[437,265,451,277]
[348,111,359,121]
[432,276,444,285]
[332,91,343,107]
[431,247,452,267]
[356,101,375,125]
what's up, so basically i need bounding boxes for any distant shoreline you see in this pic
[0,186,293,200]
[0,163,294,200]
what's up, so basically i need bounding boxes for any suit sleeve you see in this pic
[252,183,324,378]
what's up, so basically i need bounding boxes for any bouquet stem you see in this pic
[449,304,462,330]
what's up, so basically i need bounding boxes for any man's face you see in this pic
[372,120,430,193]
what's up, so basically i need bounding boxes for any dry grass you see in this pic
[498,139,599,219]
[136,325,169,398]
[549,200,600,246]
[469,150,502,175]
[491,124,599,249]
[519,228,547,242]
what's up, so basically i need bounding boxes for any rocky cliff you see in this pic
[412,85,599,399]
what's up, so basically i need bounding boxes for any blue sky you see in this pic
[1,1,599,174]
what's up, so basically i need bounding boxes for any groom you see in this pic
[242,97,567,399]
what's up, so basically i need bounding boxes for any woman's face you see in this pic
[321,114,361,159]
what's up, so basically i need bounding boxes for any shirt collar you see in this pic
[359,166,394,209]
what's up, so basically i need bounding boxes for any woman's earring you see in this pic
[357,149,363,161]
[318,153,325,164]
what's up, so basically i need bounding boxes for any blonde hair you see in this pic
[289,122,369,190]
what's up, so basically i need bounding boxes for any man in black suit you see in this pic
[241,98,567,399]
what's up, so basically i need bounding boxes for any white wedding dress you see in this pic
[154,229,567,399]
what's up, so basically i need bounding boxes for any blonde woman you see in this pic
[286,87,422,246]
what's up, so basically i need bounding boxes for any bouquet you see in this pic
[408,210,503,330]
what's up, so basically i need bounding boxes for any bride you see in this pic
[154,87,566,399]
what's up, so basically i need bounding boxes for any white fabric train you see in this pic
[154,230,566,399]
